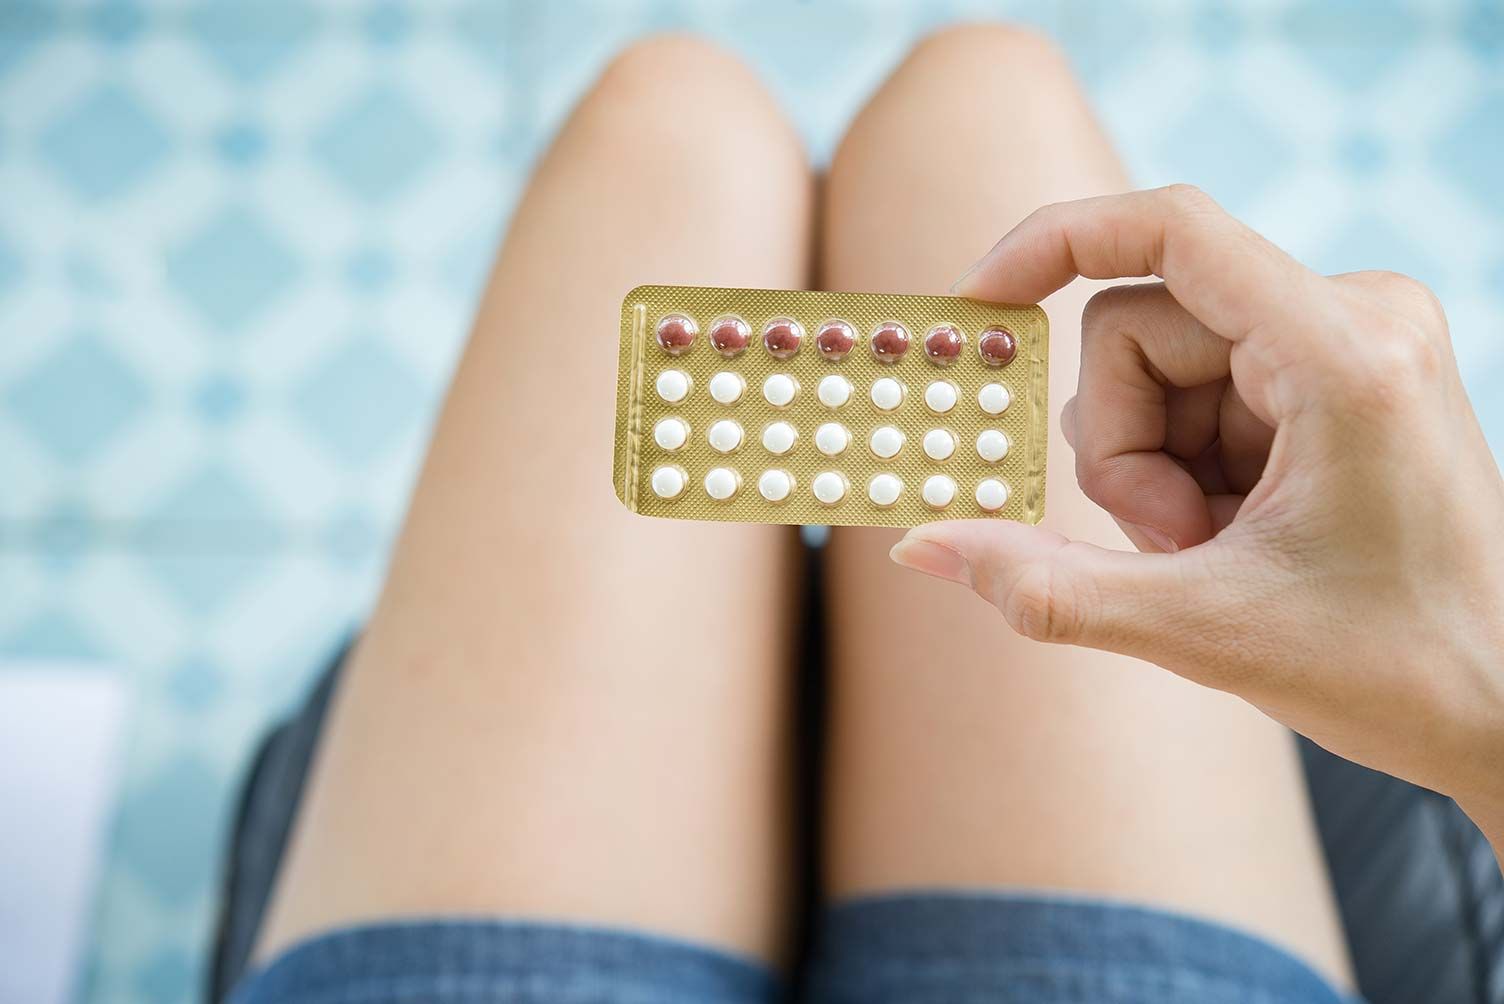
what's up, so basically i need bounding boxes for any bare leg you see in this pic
[255,35,812,966]
[819,24,1354,988]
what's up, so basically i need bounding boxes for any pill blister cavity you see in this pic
[813,471,848,505]
[976,429,1008,463]
[763,317,804,360]
[924,323,965,366]
[656,369,690,403]
[923,428,955,461]
[709,371,745,404]
[707,419,743,453]
[870,321,910,363]
[868,473,902,507]
[975,478,1009,511]
[978,382,1010,415]
[655,313,698,355]
[924,380,958,414]
[869,425,904,459]
[763,373,798,406]
[815,422,850,456]
[708,314,751,357]
[870,377,904,411]
[651,465,687,499]
[816,319,858,361]
[758,469,793,503]
[762,420,797,455]
[922,474,957,509]
[979,326,1017,367]
[704,467,740,500]
[817,374,852,408]
[653,417,688,451]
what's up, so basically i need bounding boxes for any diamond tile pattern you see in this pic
[293,334,424,464]
[187,0,319,82]
[166,206,300,333]
[7,334,148,462]
[4,5,1504,1004]
[312,84,441,202]
[39,84,171,202]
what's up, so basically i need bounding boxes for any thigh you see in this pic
[253,35,812,967]
[818,24,1353,990]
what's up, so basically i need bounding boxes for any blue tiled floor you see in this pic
[2,2,1502,1002]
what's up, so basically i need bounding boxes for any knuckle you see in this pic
[996,548,1094,645]
[1160,183,1219,217]
[1080,284,1135,335]
[1330,311,1443,408]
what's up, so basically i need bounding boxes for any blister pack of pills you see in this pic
[613,285,1049,527]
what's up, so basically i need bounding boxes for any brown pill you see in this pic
[762,317,804,359]
[655,313,698,355]
[870,321,910,363]
[816,319,857,361]
[978,326,1017,367]
[709,315,751,357]
[923,324,965,365]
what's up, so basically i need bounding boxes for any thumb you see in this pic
[891,520,1220,665]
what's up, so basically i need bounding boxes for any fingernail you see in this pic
[949,262,982,295]
[1137,525,1179,553]
[890,538,973,586]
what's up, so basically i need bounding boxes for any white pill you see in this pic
[704,467,739,500]
[650,465,685,499]
[707,419,743,453]
[709,371,745,404]
[817,374,852,408]
[868,473,902,507]
[978,382,1010,415]
[815,422,850,456]
[653,416,688,451]
[762,421,797,454]
[976,478,1009,511]
[923,428,955,461]
[870,377,903,411]
[656,369,690,403]
[812,471,847,505]
[922,474,957,509]
[977,429,1009,463]
[763,373,797,406]
[758,469,793,502]
[924,380,958,413]
[869,425,905,459]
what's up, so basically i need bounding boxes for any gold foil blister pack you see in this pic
[613,285,1049,527]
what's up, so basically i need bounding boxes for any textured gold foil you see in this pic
[614,285,1049,527]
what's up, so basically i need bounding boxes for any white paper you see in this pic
[0,666,131,1004]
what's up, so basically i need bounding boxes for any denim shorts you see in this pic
[230,891,1357,1004]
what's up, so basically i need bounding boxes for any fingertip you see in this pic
[889,535,973,587]
[1060,396,1079,449]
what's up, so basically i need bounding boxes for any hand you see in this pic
[893,185,1504,843]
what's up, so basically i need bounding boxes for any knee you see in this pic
[902,21,1073,82]
[584,34,797,152]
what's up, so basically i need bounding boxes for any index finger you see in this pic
[954,185,1326,342]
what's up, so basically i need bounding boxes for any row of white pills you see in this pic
[650,465,1010,511]
[653,416,1009,462]
[655,368,1012,415]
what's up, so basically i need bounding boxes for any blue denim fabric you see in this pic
[229,920,777,1004]
[805,893,1358,1003]
[231,893,1357,1004]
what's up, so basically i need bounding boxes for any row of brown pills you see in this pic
[655,314,1018,368]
